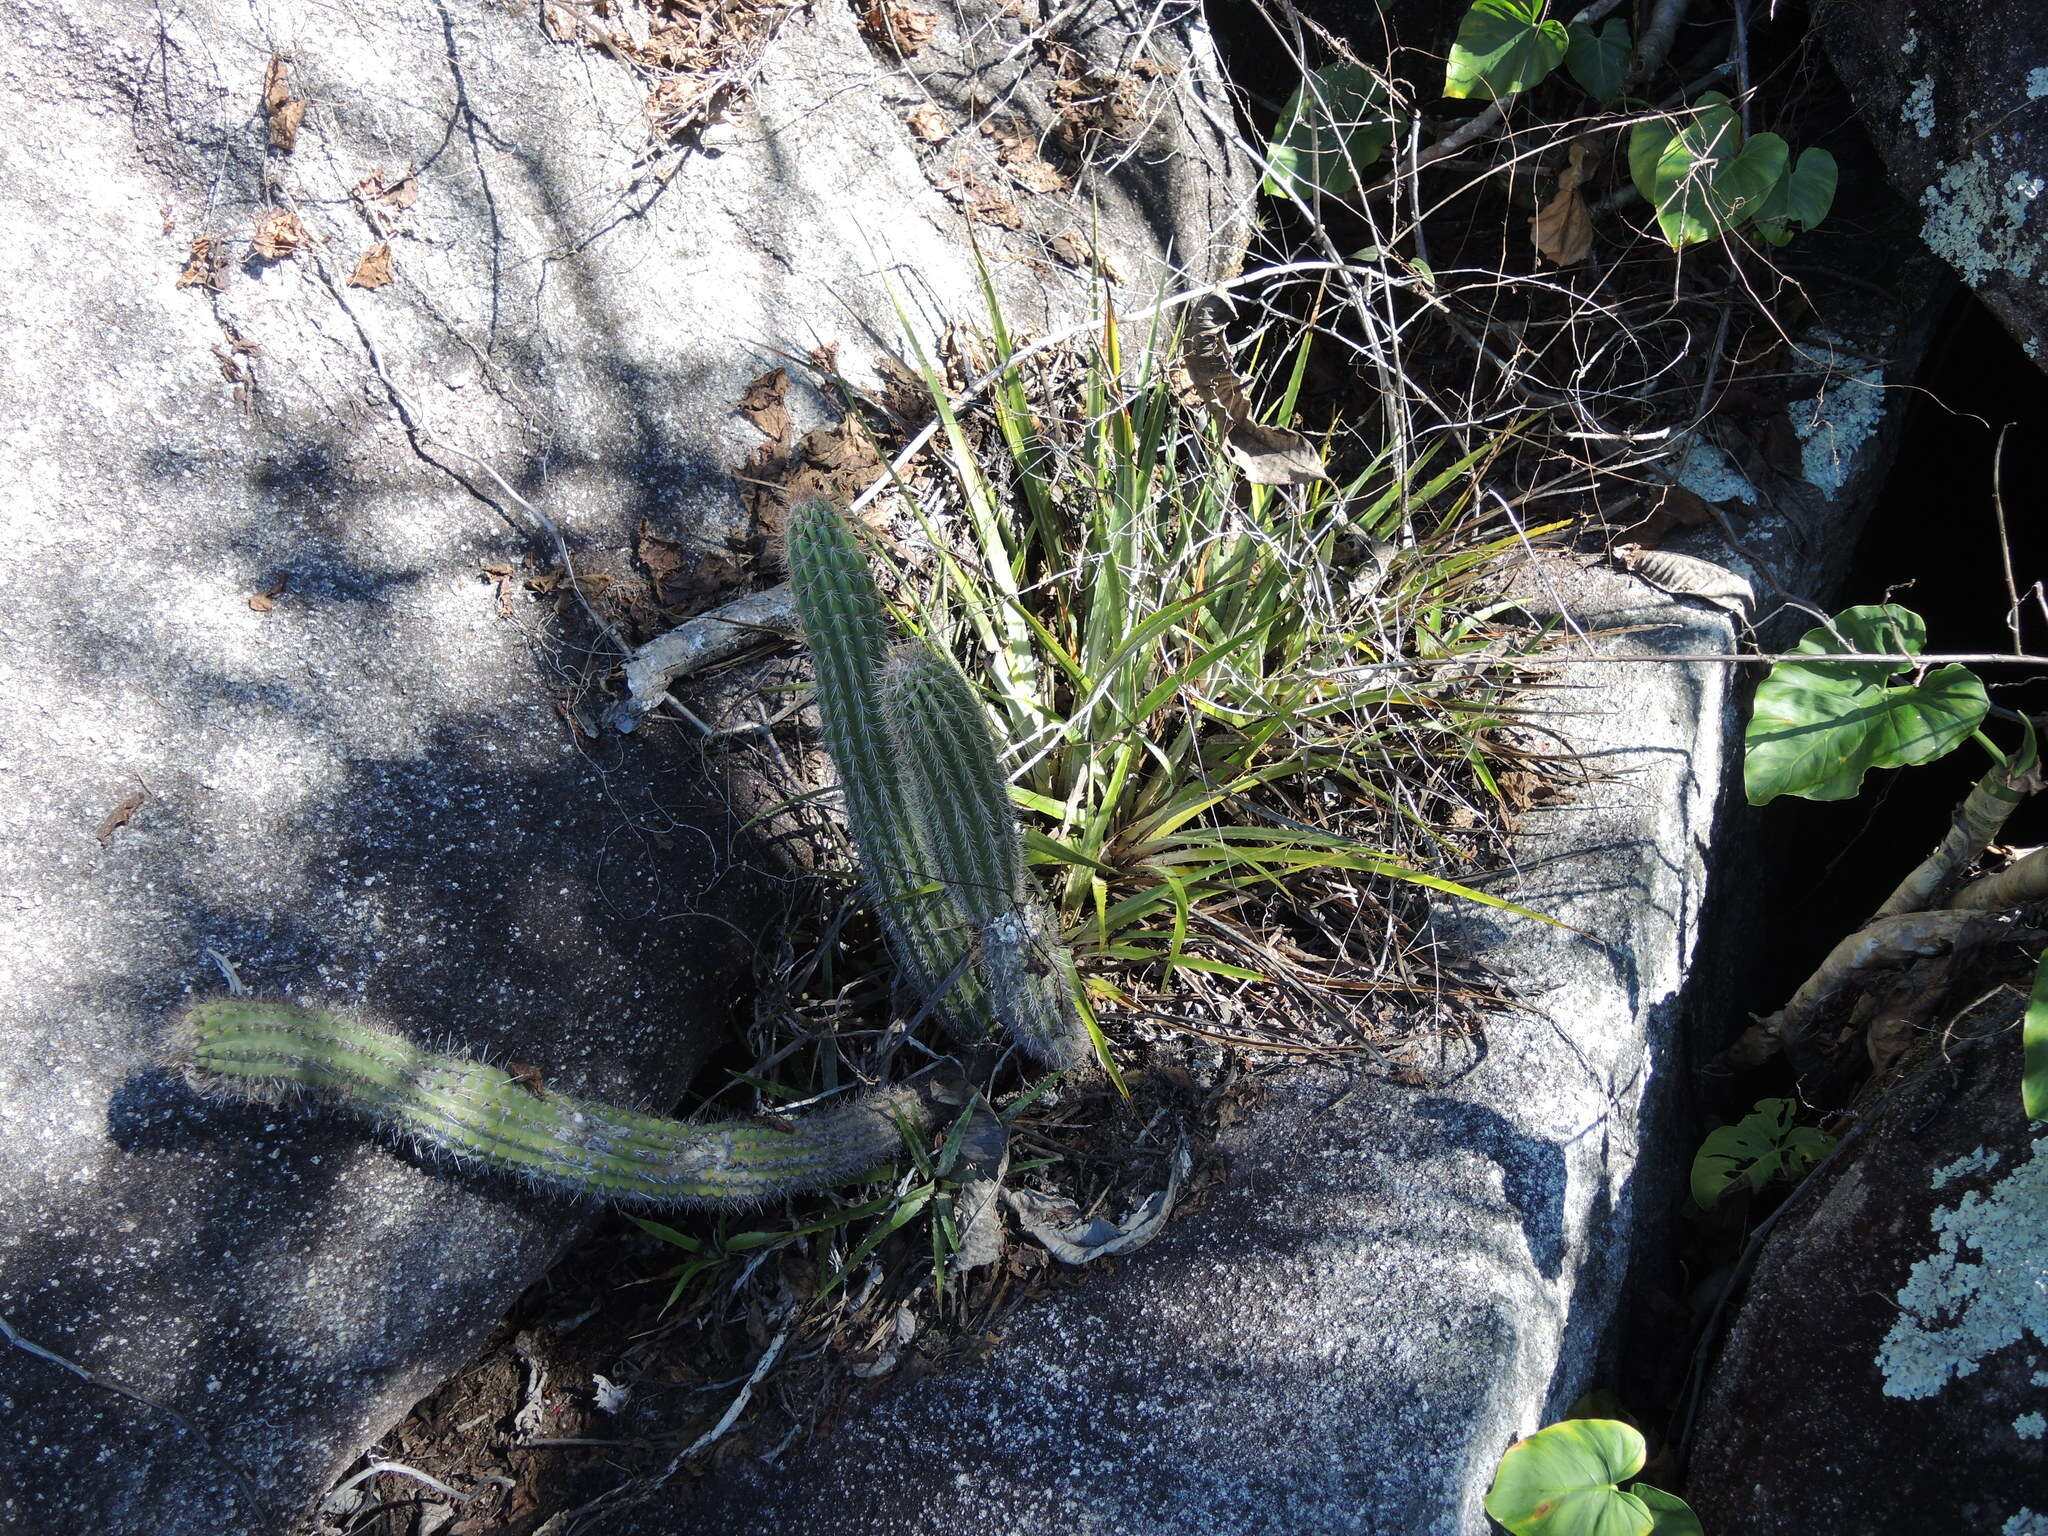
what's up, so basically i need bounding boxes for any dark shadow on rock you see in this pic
[1412,1096,1570,1281]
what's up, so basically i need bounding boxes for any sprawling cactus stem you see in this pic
[181,998,926,1208]
[785,499,988,1032]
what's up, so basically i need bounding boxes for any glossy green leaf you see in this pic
[1634,1484,1706,1536]
[1485,1419,1653,1536]
[1744,605,1989,805]
[1264,63,1395,200]
[2024,950,2048,1123]
[1754,145,1838,245]
[1691,1098,1831,1210]
[1445,0,1568,101]
[1628,93,1790,247]
[1564,17,1630,104]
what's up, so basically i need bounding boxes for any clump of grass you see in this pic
[872,279,1560,1047]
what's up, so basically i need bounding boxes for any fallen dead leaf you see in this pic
[1219,418,1327,486]
[348,242,393,289]
[176,235,229,291]
[905,103,951,142]
[248,573,289,613]
[738,367,791,444]
[262,57,307,152]
[351,166,419,236]
[861,0,937,54]
[808,342,841,377]
[507,1062,548,1099]
[252,208,309,261]
[935,161,1022,229]
[95,785,150,847]
[1531,141,1593,267]
[982,118,1067,193]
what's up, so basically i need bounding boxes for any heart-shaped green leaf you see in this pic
[1445,0,1568,101]
[1264,63,1396,200]
[1629,93,1790,247]
[1634,1484,1707,1536]
[1486,1419,1653,1536]
[1565,17,1630,104]
[1744,605,1989,805]
[1754,145,1839,246]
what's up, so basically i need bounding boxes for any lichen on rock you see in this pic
[1876,1135,2048,1400]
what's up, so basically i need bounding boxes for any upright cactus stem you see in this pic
[879,642,1023,923]
[786,499,990,1034]
[181,998,927,1207]
[878,640,1088,1068]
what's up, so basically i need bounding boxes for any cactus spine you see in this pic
[181,998,925,1207]
[789,501,1088,1068]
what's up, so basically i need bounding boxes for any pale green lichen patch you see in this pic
[2006,1511,2048,1536]
[1789,334,1887,498]
[2016,1412,2046,1440]
[1674,440,1757,504]
[1920,156,2048,288]
[2028,67,2048,100]
[1934,1145,2001,1189]
[1877,1135,2048,1400]
[1905,77,1937,139]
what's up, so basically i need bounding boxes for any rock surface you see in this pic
[0,0,1246,1530]
[613,277,1938,1531]
[1687,1015,2048,1534]
[1820,0,2048,369]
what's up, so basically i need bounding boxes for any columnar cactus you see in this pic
[877,642,1086,1068]
[788,500,1087,1069]
[785,498,989,1033]
[181,998,924,1206]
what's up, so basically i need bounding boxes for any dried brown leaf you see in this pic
[261,57,306,151]
[905,104,952,143]
[351,166,419,236]
[348,242,394,289]
[1530,142,1593,267]
[176,235,228,292]
[861,0,936,55]
[252,208,309,260]
[738,367,791,444]
[1219,419,1328,486]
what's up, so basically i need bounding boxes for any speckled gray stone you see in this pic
[1820,0,2048,370]
[0,0,1248,1529]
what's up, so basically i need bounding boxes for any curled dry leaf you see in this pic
[738,367,791,445]
[982,119,1067,193]
[905,103,951,142]
[176,235,229,291]
[861,0,936,55]
[262,57,306,152]
[1531,140,1594,267]
[252,209,309,260]
[348,242,393,289]
[350,166,419,236]
[1219,419,1327,487]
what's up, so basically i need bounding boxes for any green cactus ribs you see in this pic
[180,998,927,1208]
[785,500,1091,1068]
